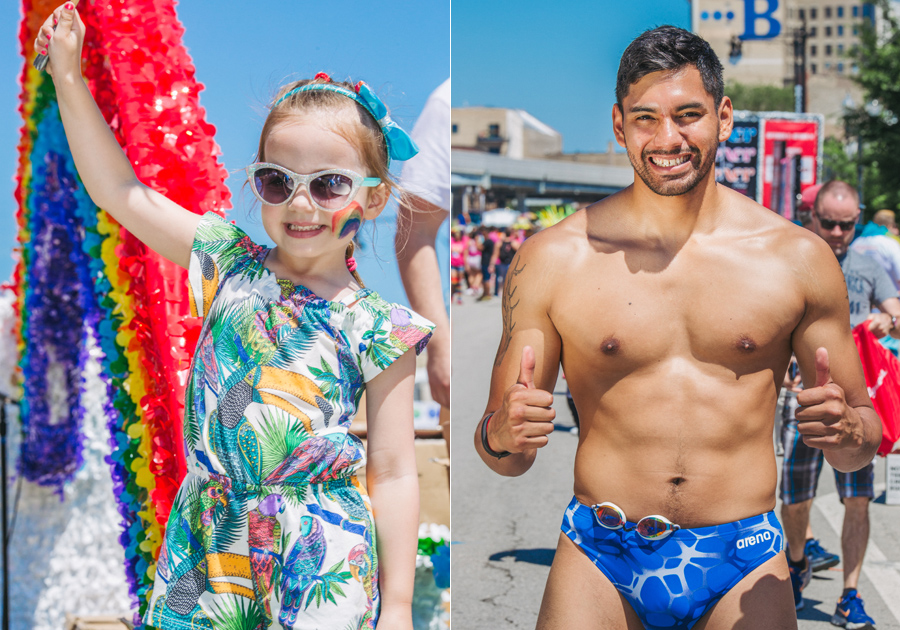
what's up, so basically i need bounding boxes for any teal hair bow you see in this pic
[275,75,419,166]
[353,81,419,165]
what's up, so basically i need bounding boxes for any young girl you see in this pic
[36,4,432,629]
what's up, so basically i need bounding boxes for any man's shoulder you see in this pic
[721,189,825,254]
[717,193,843,294]
[768,215,825,253]
[518,211,590,260]
[779,222,839,269]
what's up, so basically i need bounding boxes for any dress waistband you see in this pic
[186,468,356,493]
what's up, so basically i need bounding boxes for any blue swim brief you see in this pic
[561,497,784,630]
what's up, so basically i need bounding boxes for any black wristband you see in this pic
[481,413,511,459]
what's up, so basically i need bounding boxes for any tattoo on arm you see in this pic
[495,257,526,366]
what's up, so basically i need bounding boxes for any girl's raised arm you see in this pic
[364,350,418,630]
[37,3,200,268]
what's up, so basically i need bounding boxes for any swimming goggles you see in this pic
[246,163,381,212]
[591,501,681,541]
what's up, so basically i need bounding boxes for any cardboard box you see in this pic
[886,453,900,505]
[416,439,450,527]
[356,439,449,527]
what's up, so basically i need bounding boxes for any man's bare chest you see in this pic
[549,248,804,372]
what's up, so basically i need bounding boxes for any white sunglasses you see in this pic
[246,162,380,212]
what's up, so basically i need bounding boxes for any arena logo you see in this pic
[736,530,773,549]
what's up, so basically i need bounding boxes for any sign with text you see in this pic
[887,453,900,505]
[715,116,760,200]
[696,0,783,40]
[742,0,781,40]
[761,117,820,219]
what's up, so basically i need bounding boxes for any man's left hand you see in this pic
[866,312,893,339]
[795,347,866,451]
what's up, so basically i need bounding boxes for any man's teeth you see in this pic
[287,224,321,232]
[651,155,689,167]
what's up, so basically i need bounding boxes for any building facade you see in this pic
[451,107,563,159]
[789,0,875,77]
[693,0,876,82]
[692,0,880,136]
[450,108,634,216]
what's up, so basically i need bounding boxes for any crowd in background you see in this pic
[450,223,532,303]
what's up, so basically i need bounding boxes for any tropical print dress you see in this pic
[144,213,434,630]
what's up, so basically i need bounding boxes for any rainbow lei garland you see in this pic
[16,0,231,620]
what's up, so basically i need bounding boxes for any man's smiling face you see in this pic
[614,65,732,197]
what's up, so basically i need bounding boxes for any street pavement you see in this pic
[451,293,900,629]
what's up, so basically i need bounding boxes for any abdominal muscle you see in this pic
[569,363,781,529]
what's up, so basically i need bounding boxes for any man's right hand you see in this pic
[795,347,866,453]
[486,346,556,453]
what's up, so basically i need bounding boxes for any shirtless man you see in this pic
[474,26,882,630]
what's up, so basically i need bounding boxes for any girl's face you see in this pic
[259,111,388,267]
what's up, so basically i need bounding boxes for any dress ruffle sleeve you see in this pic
[187,212,264,321]
[347,291,435,383]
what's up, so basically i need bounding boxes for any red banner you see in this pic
[761,118,819,219]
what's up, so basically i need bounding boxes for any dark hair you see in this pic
[616,26,724,108]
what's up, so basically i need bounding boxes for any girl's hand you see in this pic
[35,2,84,81]
[31,0,199,267]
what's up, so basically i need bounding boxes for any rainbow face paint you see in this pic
[331,202,363,239]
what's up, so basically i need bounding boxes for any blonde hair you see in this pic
[873,209,896,228]
[257,76,409,287]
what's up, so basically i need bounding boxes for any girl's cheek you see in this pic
[331,202,363,239]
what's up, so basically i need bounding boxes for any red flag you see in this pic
[853,323,900,455]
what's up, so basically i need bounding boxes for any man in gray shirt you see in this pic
[781,180,900,626]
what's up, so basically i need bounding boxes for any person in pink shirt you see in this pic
[450,226,466,304]
[464,229,482,296]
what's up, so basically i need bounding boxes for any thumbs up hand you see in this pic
[484,346,557,454]
[795,347,861,450]
[517,344,538,389]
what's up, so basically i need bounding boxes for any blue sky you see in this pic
[0,1,449,304]
[452,0,692,153]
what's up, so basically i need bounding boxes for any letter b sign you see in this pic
[742,0,781,40]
